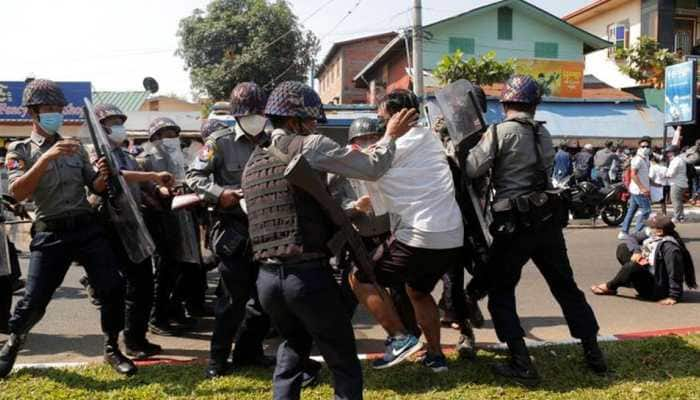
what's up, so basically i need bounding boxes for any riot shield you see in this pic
[83,99,157,264]
[434,79,487,148]
[153,145,202,264]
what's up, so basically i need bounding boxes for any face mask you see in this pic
[38,112,64,134]
[237,115,267,136]
[637,147,651,158]
[108,124,128,145]
[158,137,181,153]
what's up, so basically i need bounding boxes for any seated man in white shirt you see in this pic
[349,90,464,373]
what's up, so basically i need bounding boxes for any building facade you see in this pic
[317,33,396,104]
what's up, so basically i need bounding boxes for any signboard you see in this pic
[0,81,91,121]
[664,60,696,125]
[515,60,584,98]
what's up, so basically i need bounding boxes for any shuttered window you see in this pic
[535,42,559,59]
[498,7,513,40]
[448,37,475,54]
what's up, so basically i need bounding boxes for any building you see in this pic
[316,32,397,104]
[354,0,611,103]
[564,0,700,89]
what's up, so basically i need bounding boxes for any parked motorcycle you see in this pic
[554,177,628,227]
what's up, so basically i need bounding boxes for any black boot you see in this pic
[0,333,26,379]
[104,335,137,376]
[581,337,608,375]
[125,338,162,360]
[205,358,233,379]
[492,338,540,386]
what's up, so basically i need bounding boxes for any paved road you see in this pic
[2,223,700,365]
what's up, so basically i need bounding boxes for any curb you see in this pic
[12,326,700,371]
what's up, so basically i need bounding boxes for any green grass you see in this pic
[1,335,699,400]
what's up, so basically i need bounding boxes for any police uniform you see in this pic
[0,79,134,378]
[242,81,397,400]
[186,123,271,373]
[466,75,606,382]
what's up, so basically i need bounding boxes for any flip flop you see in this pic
[590,284,617,296]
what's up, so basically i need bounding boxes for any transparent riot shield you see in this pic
[153,144,202,264]
[83,99,157,264]
[434,79,487,148]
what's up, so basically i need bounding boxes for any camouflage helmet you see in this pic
[200,119,230,140]
[264,81,326,123]
[94,103,127,124]
[148,117,181,140]
[348,118,381,142]
[230,82,267,117]
[21,79,68,108]
[211,101,231,115]
[500,75,542,105]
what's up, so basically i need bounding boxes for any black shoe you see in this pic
[170,307,197,329]
[492,339,540,386]
[465,295,485,329]
[104,343,137,376]
[233,353,276,369]
[205,361,233,379]
[302,359,322,388]
[149,321,182,337]
[582,338,608,375]
[0,333,25,378]
[11,279,25,294]
[456,333,477,360]
[185,303,213,318]
[125,339,162,360]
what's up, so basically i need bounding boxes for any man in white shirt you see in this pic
[665,145,688,222]
[349,90,464,373]
[620,137,653,238]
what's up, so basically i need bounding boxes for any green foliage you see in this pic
[176,0,319,100]
[1,335,699,399]
[616,36,679,87]
[433,50,516,86]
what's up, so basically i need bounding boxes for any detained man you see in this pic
[349,90,464,372]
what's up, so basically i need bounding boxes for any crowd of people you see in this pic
[0,75,696,400]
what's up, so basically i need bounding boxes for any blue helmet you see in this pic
[264,81,326,123]
[500,75,542,105]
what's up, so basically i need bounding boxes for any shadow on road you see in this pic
[19,333,104,358]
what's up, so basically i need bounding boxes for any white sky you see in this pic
[1,0,592,100]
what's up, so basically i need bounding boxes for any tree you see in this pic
[433,50,515,86]
[177,0,319,100]
[616,36,679,88]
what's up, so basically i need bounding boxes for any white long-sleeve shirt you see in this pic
[365,127,464,250]
[666,156,689,188]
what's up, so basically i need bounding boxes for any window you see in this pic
[498,7,513,40]
[607,21,630,57]
[535,42,559,58]
[448,37,475,54]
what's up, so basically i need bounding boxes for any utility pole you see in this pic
[412,0,424,99]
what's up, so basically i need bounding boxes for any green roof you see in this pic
[92,91,149,112]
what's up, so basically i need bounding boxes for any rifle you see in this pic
[83,101,122,211]
[284,154,388,300]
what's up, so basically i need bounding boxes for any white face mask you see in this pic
[108,124,128,145]
[158,137,181,153]
[637,147,651,158]
[237,115,268,136]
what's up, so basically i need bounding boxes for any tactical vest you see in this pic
[241,135,334,261]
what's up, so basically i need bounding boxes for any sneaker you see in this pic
[617,232,628,240]
[421,353,448,373]
[456,333,477,360]
[371,334,422,370]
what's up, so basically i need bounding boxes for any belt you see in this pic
[259,255,327,273]
[33,213,95,233]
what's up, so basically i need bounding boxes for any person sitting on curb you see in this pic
[591,214,697,305]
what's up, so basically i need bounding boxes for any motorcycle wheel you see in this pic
[601,202,627,227]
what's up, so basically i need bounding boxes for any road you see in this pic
[3,223,700,366]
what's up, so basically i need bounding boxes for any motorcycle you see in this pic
[554,176,628,227]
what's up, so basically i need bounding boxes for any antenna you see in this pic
[142,77,159,94]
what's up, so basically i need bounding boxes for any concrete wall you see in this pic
[423,7,586,68]
[573,0,642,88]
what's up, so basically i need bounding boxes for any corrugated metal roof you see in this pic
[93,91,149,112]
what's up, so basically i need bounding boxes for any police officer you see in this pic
[466,75,607,385]
[142,117,196,336]
[93,103,174,359]
[0,79,136,377]
[241,81,415,400]
[186,82,274,378]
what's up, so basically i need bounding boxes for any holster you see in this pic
[489,192,563,236]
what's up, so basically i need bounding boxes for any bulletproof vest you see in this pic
[242,134,334,261]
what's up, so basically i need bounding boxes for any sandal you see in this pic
[590,284,617,296]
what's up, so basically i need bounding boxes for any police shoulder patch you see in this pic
[198,142,216,162]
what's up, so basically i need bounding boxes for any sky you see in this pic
[0,0,593,100]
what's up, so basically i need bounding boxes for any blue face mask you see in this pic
[38,112,64,134]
